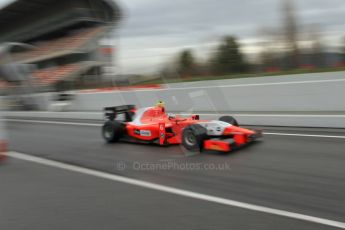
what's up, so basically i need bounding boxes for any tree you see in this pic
[178,49,195,78]
[211,36,247,75]
[257,27,283,71]
[307,24,324,68]
[282,0,300,68]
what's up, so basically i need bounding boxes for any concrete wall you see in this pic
[2,72,345,128]
[68,72,345,112]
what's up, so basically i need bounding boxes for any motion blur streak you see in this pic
[4,119,345,139]
[8,151,345,229]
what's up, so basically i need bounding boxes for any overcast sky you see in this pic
[1,0,345,74]
[116,0,345,74]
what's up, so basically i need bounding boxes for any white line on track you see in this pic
[4,113,345,118]
[4,118,345,139]
[3,119,101,127]
[8,151,345,229]
[264,132,345,139]
[188,114,345,118]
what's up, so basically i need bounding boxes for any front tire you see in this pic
[102,121,124,143]
[219,116,239,126]
[182,124,208,152]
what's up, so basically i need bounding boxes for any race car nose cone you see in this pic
[224,126,255,135]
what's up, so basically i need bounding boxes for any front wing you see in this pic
[204,130,263,152]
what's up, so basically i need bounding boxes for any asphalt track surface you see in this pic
[1,118,345,230]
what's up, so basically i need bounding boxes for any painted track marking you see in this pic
[8,151,345,229]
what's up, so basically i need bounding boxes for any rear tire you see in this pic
[182,124,208,152]
[102,121,124,143]
[219,116,239,126]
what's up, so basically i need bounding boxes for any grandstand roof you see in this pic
[0,0,121,23]
[0,0,121,43]
[0,0,59,22]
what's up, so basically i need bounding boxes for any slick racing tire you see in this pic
[102,121,124,143]
[182,124,208,152]
[219,116,239,126]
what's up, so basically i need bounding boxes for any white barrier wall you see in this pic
[68,72,345,112]
[3,72,345,128]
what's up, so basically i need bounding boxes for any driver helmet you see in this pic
[156,100,165,112]
[156,100,165,108]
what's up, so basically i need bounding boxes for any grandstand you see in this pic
[0,0,122,93]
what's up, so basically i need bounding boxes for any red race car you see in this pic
[102,103,262,153]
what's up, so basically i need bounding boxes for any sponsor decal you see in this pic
[140,130,152,137]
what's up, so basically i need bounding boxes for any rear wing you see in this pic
[104,105,136,122]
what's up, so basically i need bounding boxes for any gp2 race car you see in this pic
[102,103,262,153]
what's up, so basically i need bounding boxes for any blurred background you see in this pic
[1,2,345,228]
[0,0,344,110]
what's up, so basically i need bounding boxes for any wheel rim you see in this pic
[185,130,196,146]
[104,126,113,139]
